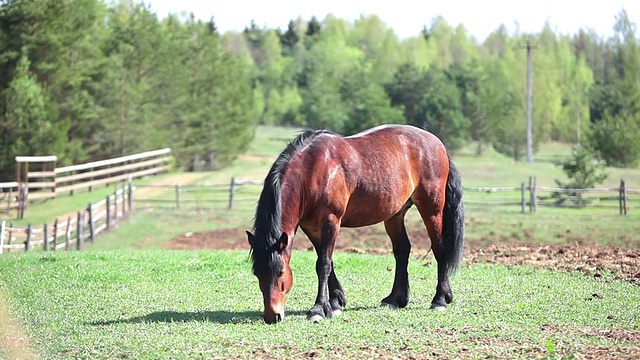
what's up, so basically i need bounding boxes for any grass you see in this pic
[2,126,640,358]
[0,250,638,359]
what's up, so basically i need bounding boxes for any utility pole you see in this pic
[521,38,540,163]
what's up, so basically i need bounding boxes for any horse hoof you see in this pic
[307,314,324,323]
[429,304,446,311]
[332,308,343,317]
[380,302,398,310]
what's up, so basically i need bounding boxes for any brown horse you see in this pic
[247,124,464,323]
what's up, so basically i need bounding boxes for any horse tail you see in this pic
[441,154,465,277]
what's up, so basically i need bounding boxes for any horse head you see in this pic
[247,231,293,323]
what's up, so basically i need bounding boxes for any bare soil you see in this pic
[166,225,640,286]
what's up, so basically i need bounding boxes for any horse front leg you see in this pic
[307,215,341,322]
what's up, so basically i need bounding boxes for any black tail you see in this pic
[441,155,465,277]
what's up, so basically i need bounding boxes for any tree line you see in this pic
[1,0,639,181]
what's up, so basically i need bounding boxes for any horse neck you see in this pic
[254,173,302,243]
[278,176,303,236]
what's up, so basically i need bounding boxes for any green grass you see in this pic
[2,127,640,358]
[0,250,638,359]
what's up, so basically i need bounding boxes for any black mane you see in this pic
[250,129,336,276]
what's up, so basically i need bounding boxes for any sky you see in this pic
[146,1,639,41]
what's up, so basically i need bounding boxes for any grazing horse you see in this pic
[247,124,465,324]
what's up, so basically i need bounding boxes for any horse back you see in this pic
[292,125,449,228]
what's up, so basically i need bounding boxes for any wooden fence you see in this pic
[133,176,638,215]
[3,176,635,254]
[0,181,21,213]
[465,177,638,214]
[17,148,171,201]
[0,183,133,254]
[133,177,264,211]
[7,148,171,218]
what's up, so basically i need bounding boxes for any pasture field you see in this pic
[2,125,640,358]
[0,250,639,359]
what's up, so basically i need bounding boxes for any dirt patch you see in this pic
[462,243,640,285]
[165,226,640,285]
[0,288,37,360]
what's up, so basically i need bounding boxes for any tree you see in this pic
[448,62,485,153]
[554,145,607,205]
[340,64,404,135]
[590,111,640,167]
[0,52,67,179]
[279,20,299,56]
[385,63,426,125]
[298,22,362,132]
[416,66,469,150]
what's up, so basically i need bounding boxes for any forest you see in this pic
[0,0,639,181]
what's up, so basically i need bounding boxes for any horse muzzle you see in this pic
[263,303,285,324]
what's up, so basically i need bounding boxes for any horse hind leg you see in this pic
[381,214,411,309]
[414,203,453,310]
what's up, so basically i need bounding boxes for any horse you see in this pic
[246,124,465,324]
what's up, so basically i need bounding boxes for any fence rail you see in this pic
[23,148,171,200]
[7,148,171,218]
[0,181,20,213]
[132,176,638,215]
[464,177,636,214]
[0,183,133,254]
[3,176,636,256]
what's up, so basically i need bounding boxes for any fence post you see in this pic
[175,184,181,209]
[25,223,32,251]
[7,220,13,249]
[128,181,134,211]
[65,216,71,251]
[229,177,236,210]
[77,211,83,251]
[532,177,538,212]
[620,179,628,215]
[18,183,27,219]
[53,218,59,250]
[106,195,111,231]
[528,176,538,213]
[121,183,126,217]
[6,187,11,213]
[88,203,95,243]
[44,222,49,251]
[0,220,5,255]
[521,182,526,213]
[528,177,533,213]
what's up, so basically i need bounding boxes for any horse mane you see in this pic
[250,128,336,275]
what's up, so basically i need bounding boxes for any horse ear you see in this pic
[277,233,289,252]
[246,231,255,248]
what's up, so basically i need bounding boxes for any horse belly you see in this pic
[340,190,409,228]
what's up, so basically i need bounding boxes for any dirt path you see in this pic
[0,288,37,360]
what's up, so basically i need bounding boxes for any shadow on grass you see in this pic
[88,309,309,325]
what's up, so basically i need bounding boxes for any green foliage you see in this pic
[339,65,404,135]
[0,0,255,175]
[1,2,639,179]
[418,66,470,150]
[590,112,640,167]
[556,146,608,189]
[0,52,67,179]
